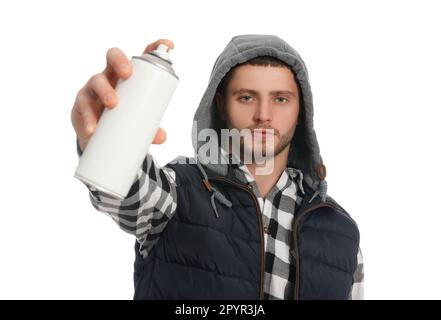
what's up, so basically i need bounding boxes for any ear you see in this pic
[215,92,226,121]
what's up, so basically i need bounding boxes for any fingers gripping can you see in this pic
[74,44,179,199]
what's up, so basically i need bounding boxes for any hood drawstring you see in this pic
[287,167,306,196]
[196,155,232,218]
[308,163,328,204]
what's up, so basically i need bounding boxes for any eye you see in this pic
[275,97,289,104]
[239,95,253,103]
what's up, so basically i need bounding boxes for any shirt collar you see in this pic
[218,146,305,196]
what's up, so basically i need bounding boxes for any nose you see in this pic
[253,100,272,123]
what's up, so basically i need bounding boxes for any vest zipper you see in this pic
[293,202,336,300]
[209,176,265,300]
[293,200,359,299]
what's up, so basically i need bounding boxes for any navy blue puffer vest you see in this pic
[133,161,360,300]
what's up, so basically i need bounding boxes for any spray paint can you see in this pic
[74,44,178,199]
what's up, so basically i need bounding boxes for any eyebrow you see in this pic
[232,88,297,97]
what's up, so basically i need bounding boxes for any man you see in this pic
[72,34,364,299]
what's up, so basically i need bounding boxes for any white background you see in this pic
[1,0,440,299]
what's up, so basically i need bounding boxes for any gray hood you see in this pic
[191,34,327,204]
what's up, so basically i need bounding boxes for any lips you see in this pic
[252,128,275,136]
[252,129,276,141]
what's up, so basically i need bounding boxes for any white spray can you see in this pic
[74,44,178,199]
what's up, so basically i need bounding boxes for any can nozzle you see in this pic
[156,44,171,54]
[150,44,172,64]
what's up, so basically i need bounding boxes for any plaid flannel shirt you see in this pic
[77,141,364,299]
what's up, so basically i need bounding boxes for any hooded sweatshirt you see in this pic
[192,34,327,199]
[76,34,363,299]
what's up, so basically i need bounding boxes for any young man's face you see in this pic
[216,64,300,160]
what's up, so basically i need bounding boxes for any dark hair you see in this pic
[215,56,304,128]
[216,55,300,97]
[214,56,307,164]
